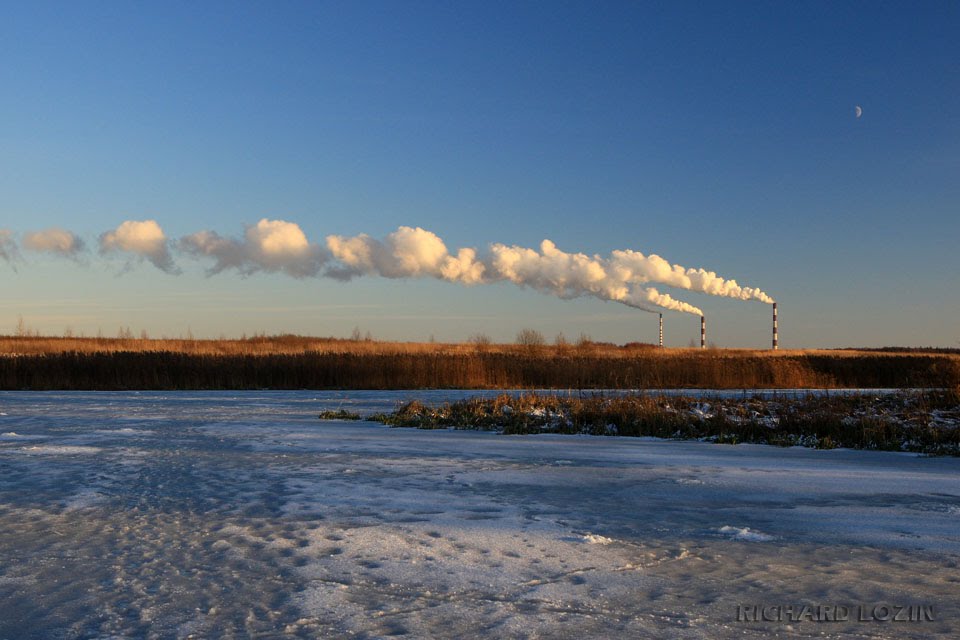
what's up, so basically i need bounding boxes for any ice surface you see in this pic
[0,390,958,639]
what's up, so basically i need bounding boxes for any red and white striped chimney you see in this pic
[772,302,778,350]
[700,315,706,349]
[659,313,663,348]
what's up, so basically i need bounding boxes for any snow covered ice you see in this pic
[0,391,958,638]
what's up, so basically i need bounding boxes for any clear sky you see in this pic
[1,1,957,348]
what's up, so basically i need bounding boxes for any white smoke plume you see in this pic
[99,220,179,274]
[0,230,20,269]
[326,226,484,284]
[180,218,328,278]
[609,249,774,304]
[325,229,707,315]
[23,227,86,260]
[7,219,774,316]
[487,240,704,315]
[323,228,777,314]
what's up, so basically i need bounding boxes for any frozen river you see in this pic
[0,391,958,639]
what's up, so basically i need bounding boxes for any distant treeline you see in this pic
[837,346,960,355]
[1,350,958,390]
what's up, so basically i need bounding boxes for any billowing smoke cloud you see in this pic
[23,227,86,260]
[180,218,328,278]
[323,228,774,315]
[326,226,484,284]
[609,249,774,304]
[487,240,704,315]
[6,219,774,316]
[99,220,179,274]
[0,230,20,269]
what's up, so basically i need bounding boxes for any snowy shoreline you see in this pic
[329,389,960,456]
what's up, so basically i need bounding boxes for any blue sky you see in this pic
[1,1,957,347]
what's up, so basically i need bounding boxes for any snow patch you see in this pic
[718,526,774,542]
[1,431,43,440]
[64,488,106,510]
[95,428,155,436]
[20,445,101,455]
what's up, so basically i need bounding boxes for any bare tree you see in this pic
[516,328,545,347]
[554,332,570,355]
[468,332,492,353]
[575,332,595,355]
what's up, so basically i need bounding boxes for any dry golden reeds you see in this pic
[0,333,958,390]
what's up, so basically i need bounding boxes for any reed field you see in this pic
[1,333,958,390]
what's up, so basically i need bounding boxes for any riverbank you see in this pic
[342,390,960,455]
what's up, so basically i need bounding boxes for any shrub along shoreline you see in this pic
[326,390,960,456]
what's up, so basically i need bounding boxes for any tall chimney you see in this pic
[772,302,778,350]
[700,315,706,349]
[659,313,663,348]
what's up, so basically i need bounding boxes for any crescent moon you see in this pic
[855,105,862,118]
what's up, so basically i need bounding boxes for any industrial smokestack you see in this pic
[659,313,663,348]
[700,315,706,349]
[772,302,778,350]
